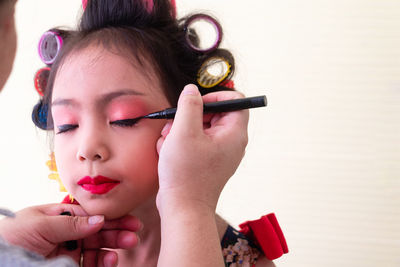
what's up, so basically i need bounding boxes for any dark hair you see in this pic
[0,0,15,17]
[32,0,235,130]
[0,0,14,6]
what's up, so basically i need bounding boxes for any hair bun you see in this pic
[80,0,176,32]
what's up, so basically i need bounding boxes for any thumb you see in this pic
[170,84,203,135]
[47,215,104,243]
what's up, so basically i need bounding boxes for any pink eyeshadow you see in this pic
[52,108,77,125]
[108,100,148,121]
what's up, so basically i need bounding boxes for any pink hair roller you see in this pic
[38,31,63,65]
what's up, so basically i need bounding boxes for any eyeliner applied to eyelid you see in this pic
[110,118,142,126]
[56,124,78,134]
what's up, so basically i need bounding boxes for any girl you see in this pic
[32,0,286,266]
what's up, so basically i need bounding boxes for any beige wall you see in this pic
[0,0,399,266]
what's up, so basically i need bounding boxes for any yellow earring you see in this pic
[46,152,74,202]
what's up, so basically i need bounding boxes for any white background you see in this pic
[0,0,399,266]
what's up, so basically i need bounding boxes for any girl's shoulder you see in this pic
[255,255,276,267]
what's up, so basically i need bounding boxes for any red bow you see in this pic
[239,213,288,260]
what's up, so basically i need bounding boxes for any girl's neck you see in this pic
[115,196,229,266]
[116,196,161,266]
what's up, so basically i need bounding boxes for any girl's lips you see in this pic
[77,176,120,195]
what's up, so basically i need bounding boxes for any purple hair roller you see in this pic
[38,31,63,65]
[184,14,222,54]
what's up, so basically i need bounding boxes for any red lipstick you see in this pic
[77,176,120,195]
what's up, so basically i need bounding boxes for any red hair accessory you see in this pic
[62,195,80,205]
[220,79,235,89]
[170,0,176,18]
[82,0,87,10]
[144,0,176,16]
[239,213,289,260]
[143,0,154,13]
[34,67,51,96]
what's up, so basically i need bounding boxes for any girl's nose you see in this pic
[76,134,110,162]
[77,151,107,162]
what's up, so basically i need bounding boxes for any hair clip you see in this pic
[184,14,222,54]
[197,56,231,88]
[82,0,87,10]
[144,0,154,13]
[144,0,176,16]
[34,67,51,96]
[38,30,63,65]
[219,79,235,89]
[170,0,176,18]
[47,152,67,193]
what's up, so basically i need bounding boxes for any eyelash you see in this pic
[56,119,139,134]
[110,118,140,127]
[56,124,78,134]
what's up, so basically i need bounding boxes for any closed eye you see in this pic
[110,118,141,127]
[56,124,78,134]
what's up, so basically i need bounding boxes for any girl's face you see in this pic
[51,46,170,219]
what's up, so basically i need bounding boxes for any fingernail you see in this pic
[182,85,199,96]
[88,215,104,225]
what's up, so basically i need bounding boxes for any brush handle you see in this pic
[145,95,267,119]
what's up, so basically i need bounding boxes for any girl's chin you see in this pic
[79,200,132,220]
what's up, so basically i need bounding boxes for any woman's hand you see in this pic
[155,84,249,267]
[0,204,141,267]
[156,84,249,212]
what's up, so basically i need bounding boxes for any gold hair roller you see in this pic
[197,56,231,88]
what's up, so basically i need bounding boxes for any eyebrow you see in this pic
[51,98,78,107]
[52,89,145,107]
[98,89,144,106]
